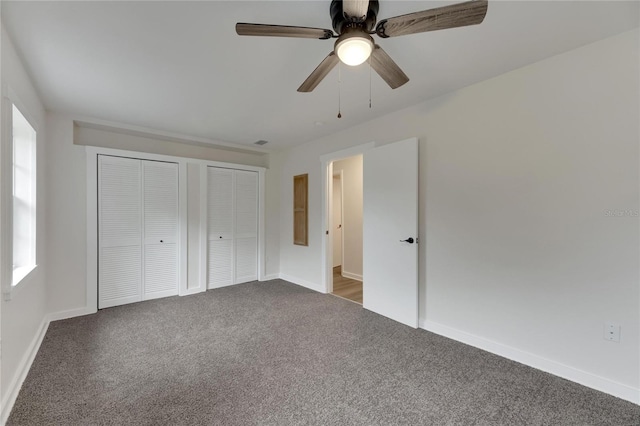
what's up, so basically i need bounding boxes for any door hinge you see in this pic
[326,230,329,235]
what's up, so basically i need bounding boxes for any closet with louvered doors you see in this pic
[207,167,258,288]
[98,155,179,309]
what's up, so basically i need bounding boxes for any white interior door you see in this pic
[98,156,142,308]
[363,138,418,327]
[143,161,179,300]
[207,167,234,288]
[234,170,258,283]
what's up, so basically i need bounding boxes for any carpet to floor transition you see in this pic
[7,280,640,425]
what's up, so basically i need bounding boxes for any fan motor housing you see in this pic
[330,0,379,34]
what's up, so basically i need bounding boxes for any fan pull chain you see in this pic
[337,62,342,118]
[369,58,372,109]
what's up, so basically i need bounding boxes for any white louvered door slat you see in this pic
[207,168,234,288]
[98,156,143,308]
[234,171,258,238]
[100,246,142,302]
[144,161,178,244]
[208,168,234,240]
[208,239,233,288]
[143,161,179,300]
[144,244,178,296]
[234,171,258,283]
[235,237,257,283]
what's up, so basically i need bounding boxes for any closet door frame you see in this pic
[86,146,266,314]
[206,167,259,289]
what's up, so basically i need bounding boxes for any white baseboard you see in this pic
[1,318,50,425]
[278,273,325,293]
[421,319,640,405]
[260,273,279,281]
[179,287,206,297]
[1,306,98,424]
[341,270,362,281]
[47,307,95,322]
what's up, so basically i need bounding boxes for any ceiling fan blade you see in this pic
[369,45,409,89]
[343,0,370,20]
[236,23,333,39]
[298,52,340,93]
[376,0,488,38]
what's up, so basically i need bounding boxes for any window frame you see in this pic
[11,102,38,286]
[2,89,39,297]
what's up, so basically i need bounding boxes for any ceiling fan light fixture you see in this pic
[237,0,489,92]
[335,32,374,66]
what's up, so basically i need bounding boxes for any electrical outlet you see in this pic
[604,322,621,342]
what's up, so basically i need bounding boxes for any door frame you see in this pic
[332,170,344,274]
[319,142,375,294]
[86,146,266,314]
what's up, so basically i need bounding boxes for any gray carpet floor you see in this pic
[8,280,640,425]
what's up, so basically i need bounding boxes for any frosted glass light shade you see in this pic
[336,35,374,66]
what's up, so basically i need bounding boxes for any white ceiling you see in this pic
[2,1,638,151]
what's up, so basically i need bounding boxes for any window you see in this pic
[12,104,37,286]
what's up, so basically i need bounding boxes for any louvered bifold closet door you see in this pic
[234,171,258,283]
[98,156,143,308]
[143,161,179,300]
[207,168,234,288]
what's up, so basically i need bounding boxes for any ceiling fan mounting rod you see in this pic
[331,0,379,34]
[340,24,368,35]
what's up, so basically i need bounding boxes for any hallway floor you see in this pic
[331,266,362,304]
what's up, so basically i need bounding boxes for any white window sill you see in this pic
[12,264,37,287]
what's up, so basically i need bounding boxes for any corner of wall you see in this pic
[0,316,49,425]
[1,22,51,424]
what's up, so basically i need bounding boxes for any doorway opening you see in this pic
[320,138,419,327]
[329,155,363,304]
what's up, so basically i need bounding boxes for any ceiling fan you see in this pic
[236,0,488,92]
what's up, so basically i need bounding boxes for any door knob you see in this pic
[400,237,414,244]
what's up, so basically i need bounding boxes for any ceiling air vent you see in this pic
[254,140,269,146]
